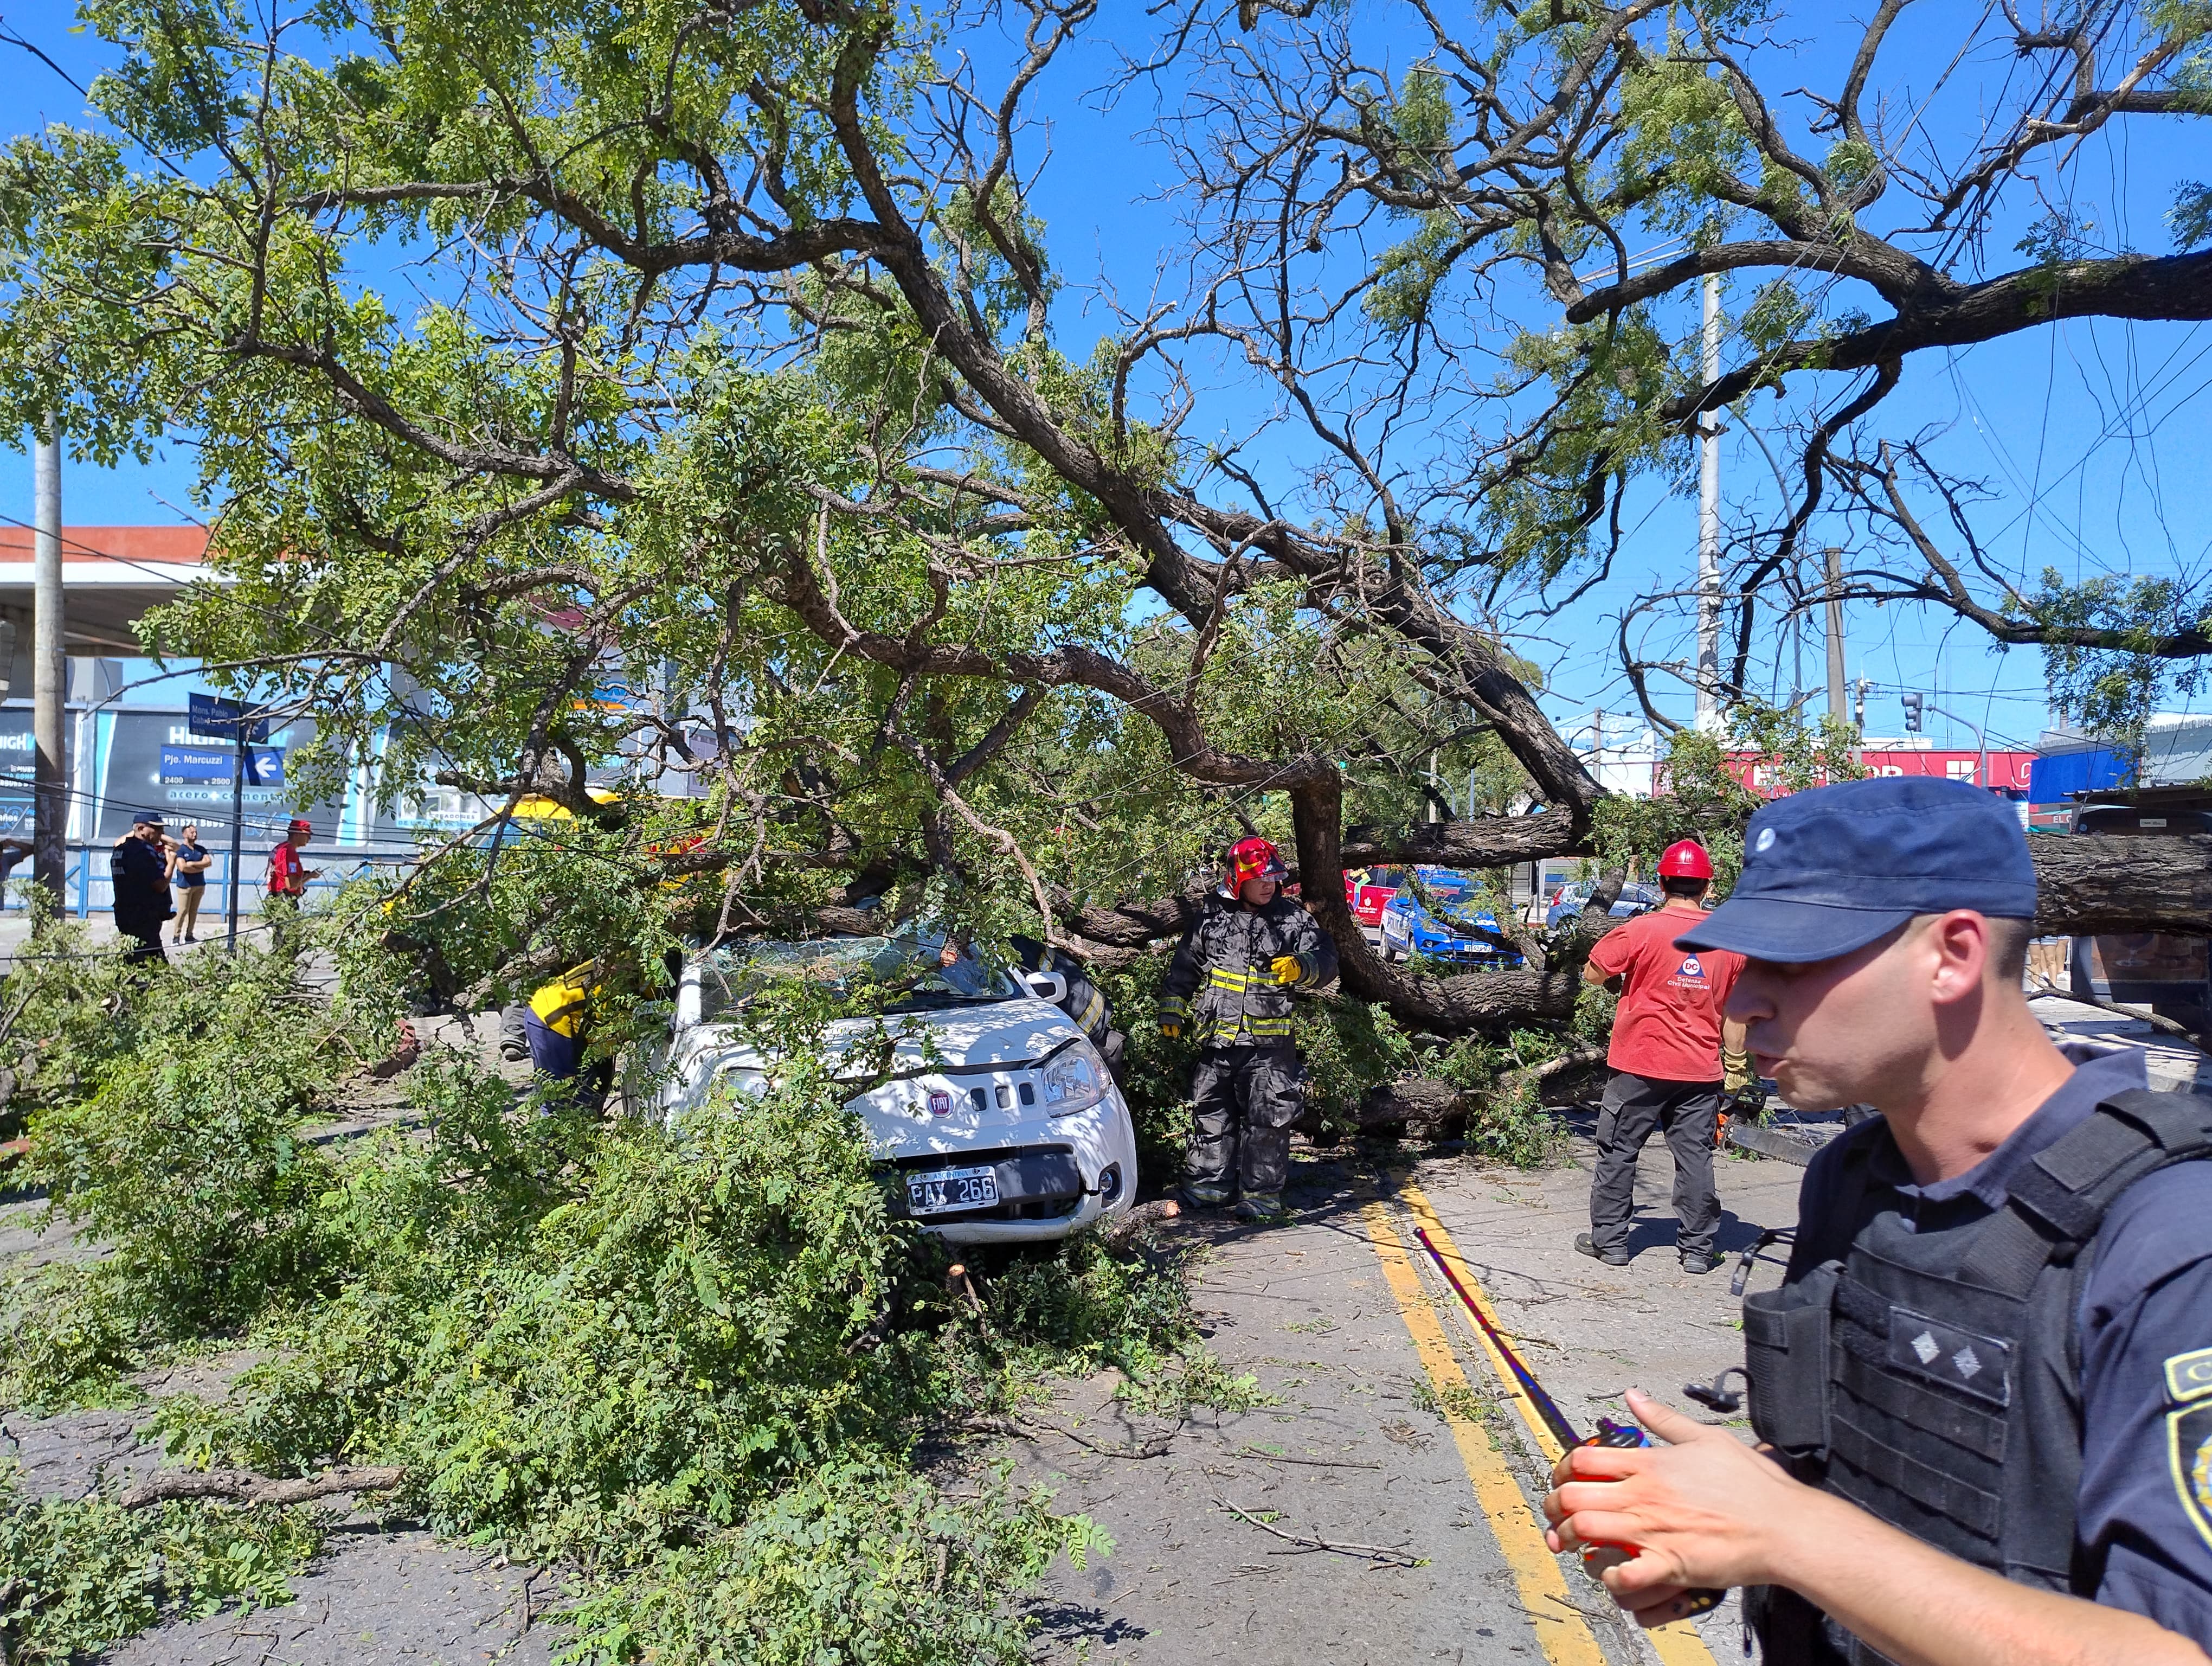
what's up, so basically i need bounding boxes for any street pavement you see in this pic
[1021,1113,1803,1666]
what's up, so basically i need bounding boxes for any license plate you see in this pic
[907,1164,1000,1215]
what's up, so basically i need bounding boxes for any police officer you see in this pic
[1541,777,2212,1664]
[1159,836,1337,1221]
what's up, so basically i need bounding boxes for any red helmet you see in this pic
[1225,835,1288,893]
[1657,838,1714,881]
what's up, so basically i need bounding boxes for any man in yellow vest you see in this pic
[524,962,612,1108]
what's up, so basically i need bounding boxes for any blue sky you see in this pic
[4,0,2207,754]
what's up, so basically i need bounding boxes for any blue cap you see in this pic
[1673,776,2035,964]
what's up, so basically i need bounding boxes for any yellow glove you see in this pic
[1271,954,1304,986]
[1159,1020,1182,1040]
[1723,1047,1756,1096]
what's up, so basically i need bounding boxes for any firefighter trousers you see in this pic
[1187,1045,1303,1196]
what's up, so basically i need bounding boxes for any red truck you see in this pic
[1343,867,1403,931]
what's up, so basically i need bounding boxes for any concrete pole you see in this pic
[1824,545,1848,731]
[1695,273,1722,732]
[31,426,65,926]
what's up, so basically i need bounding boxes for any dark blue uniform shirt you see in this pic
[1798,1045,2212,1647]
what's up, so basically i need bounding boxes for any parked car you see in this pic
[1344,866,1404,933]
[636,935,1139,1245]
[1378,867,1521,965]
[1545,880,1661,931]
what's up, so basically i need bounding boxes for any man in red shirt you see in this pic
[1575,841,1748,1274]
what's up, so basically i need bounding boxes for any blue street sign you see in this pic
[188,693,276,744]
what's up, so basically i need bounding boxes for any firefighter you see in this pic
[1159,836,1338,1221]
[1011,933,1126,1080]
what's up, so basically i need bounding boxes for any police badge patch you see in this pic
[2165,1347,2212,1552]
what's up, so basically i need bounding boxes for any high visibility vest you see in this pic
[529,965,597,1039]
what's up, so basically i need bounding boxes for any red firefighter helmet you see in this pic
[1225,835,1288,893]
[1657,838,1714,881]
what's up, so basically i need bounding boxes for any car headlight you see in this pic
[1038,1037,1110,1117]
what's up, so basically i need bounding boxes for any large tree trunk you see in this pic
[2031,832,2212,937]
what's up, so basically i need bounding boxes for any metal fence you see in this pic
[7,848,403,919]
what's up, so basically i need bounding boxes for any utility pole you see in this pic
[1823,545,1848,731]
[31,426,65,927]
[1426,749,1439,823]
[1695,273,1722,732]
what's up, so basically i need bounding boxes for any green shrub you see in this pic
[558,1461,1105,1666]
[0,1465,325,1665]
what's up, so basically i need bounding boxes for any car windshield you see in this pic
[697,935,1022,1023]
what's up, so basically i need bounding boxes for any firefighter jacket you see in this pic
[1740,1082,2212,1663]
[1159,894,1336,1048]
[1011,935,1113,1049]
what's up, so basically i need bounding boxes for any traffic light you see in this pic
[1902,692,1924,733]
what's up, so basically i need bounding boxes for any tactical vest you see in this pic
[1741,1088,2212,1665]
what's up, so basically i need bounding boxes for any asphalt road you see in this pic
[1020,1117,1809,1666]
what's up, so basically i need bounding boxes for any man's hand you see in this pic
[1542,1389,1815,1625]
[1159,1020,1181,1040]
[1270,954,1303,986]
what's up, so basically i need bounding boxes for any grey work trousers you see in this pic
[1186,1045,1303,1196]
[1587,1071,1721,1259]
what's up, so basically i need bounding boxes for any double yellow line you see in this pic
[1360,1175,1719,1666]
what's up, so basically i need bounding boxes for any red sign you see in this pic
[1724,750,2032,797]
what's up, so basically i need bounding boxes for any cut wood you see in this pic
[119,1464,405,1510]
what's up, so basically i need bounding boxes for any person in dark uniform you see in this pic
[110,810,175,963]
[1540,777,2212,1664]
[1159,836,1337,1221]
[1010,933,1126,1080]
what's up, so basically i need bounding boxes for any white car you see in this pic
[641,936,1140,1245]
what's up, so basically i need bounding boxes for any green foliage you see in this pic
[3,920,402,1385]
[1293,995,1417,1137]
[2026,570,2212,760]
[0,1466,325,1665]
[4,934,1219,1661]
[1593,706,1863,888]
[558,1461,1104,1666]
[2174,182,2212,250]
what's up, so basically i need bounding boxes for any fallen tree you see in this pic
[0,0,2202,1046]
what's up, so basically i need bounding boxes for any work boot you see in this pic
[1574,1232,1631,1267]
[1231,1190,1289,1223]
[1680,1251,1718,1276]
[1179,1181,1232,1210]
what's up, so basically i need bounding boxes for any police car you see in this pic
[1377,867,1522,965]
[635,936,1139,1245]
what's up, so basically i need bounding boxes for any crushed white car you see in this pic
[639,936,1139,1245]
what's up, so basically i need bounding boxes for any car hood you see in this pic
[665,995,1092,1147]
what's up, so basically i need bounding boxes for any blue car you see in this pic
[1378,867,1521,966]
[1545,880,1661,932]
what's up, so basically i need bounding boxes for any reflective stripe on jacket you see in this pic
[1160,894,1336,1048]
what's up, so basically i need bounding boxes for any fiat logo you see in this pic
[927,1090,952,1116]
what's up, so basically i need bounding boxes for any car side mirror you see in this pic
[1024,970,1068,1005]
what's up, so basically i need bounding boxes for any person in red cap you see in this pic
[1574,838,1750,1273]
[1159,835,1338,1220]
[265,817,321,945]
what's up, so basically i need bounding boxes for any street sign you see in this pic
[188,693,276,744]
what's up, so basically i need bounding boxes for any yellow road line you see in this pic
[1360,1196,1611,1666]
[1393,1178,1722,1666]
